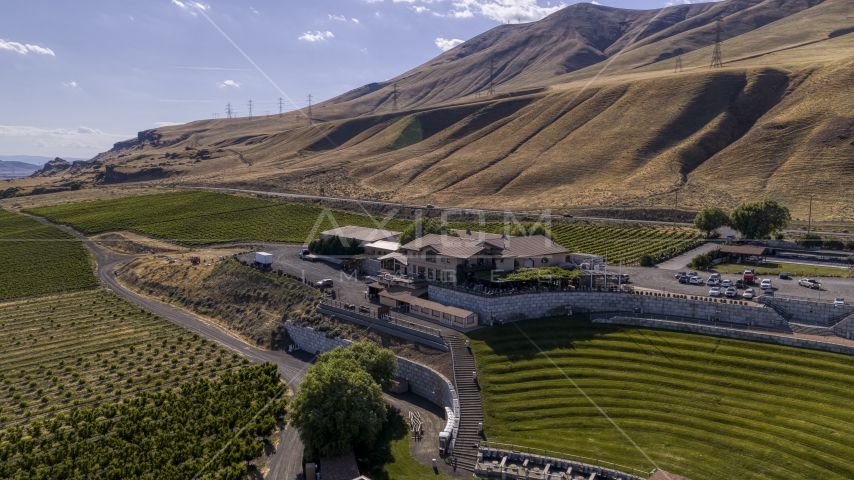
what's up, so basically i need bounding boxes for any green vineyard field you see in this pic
[28,191,702,265]
[0,209,98,300]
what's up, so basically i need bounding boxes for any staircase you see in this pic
[761,297,794,322]
[447,334,485,473]
[788,323,837,337]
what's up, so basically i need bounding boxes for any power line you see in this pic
[248,99,253,118]
[488,58,496,96]
[674,55,683,73]
[392,83,399,112]
[225,102,233,119]
[710,17,723,68]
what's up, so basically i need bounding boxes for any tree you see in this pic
[317,342,398,390]
[691,252,714,270]
[693,207,729,238]
[728,200,791,240]
[397,219,454,246]
[289,357,386,458]
[795,233,823,249]
[823,236,844,251]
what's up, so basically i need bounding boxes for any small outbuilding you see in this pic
[718,245,768,264]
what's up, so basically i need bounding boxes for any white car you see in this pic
[709,287,722,297]
[722,279,732,288]
[707,277,720,286]
[725,286,738,298]
[743,288,755,299]
[835,298,846,307]
[315,279,334,288]
[760,279,773,290]
[709,273,721,281]
[690,276,704,285]
[799,278,821,289]
[687,271,698,278]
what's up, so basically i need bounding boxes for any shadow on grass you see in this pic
[354,408,409,480]
[466,316,622,362]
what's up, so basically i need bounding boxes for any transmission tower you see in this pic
[307,94,313,123]
[392,83,399,112]
[710,18,723,68]
[278,98,284,117]
[248,100,253,118]
[225,103,233,119]
[212,113,219,119]
[488,58,496,96]
[674,55,683,73]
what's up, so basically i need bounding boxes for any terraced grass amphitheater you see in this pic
[468,317,854,480]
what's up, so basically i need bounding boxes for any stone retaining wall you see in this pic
[475,446,646,480]
[284,321,460,451]
[429,286,787,327]
[316,304,448,351]
[761,297,854,325]
[595,317,854,356]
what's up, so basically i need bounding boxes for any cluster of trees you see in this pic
[694,200,791,239]
[308,236,364,256]
[289,342,397,458]
[794,234,854,251]
[0,363,286,479]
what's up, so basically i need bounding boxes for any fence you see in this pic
[431,281,631,298]
[587,312,790,335]
[478,441,652,478]
[320,299,443,337]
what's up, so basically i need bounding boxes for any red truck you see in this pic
[190,256,201,265]
[743,269,755,285]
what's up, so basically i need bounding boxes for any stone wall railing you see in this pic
[476,444,648,480]
[284,321,459,452]
[595,317,854,356]
[429,286,788,328]
[316,303,448,351]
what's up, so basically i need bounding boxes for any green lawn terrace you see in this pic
[467,317,854,480]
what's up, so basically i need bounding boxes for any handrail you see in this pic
[318,299,442,337]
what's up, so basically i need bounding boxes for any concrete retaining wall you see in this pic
[429,286,787,327]
[284,321,460,450]
[316,304,448,351]
[832,315,854,339]
[595,317,854,356]
[761,297,854,325]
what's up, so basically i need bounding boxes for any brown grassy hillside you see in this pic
[18,0,854,222]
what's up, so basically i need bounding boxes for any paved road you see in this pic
[25,213,314,480]
[188,186,696,227]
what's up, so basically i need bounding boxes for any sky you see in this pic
[1,0,688,160]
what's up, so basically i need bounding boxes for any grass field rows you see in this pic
[26,191,702,265]
[468,318,854,480]
[0,290,248,426]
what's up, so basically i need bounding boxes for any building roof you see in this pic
[320,450,362,480]
[400,232,567,260]
[377,251,408,265]
[720,245,768,256]
[321,226,400,243]
[378,285,429,300]
[364,240,401,252]
[407,295,478,319]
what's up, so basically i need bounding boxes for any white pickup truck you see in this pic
[798,278,821,289]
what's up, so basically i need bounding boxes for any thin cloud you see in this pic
[218,80,240,87]
[299,31,335,42]
[0,39,55,56]
[250,7,259,14]
[155,122,181,127]
[176,67,249,71]
[450,0,565,23]
[63,81,79,88]
[435,37,465,51]
[329,14,347,21]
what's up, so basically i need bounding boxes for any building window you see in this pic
[428,269,434,280]
[426,250,437,263]
[541,257,549,264]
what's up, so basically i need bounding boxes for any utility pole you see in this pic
[710,17,724,68]
[225,103,233,119]
[212,113,219,119]
[808,194,815,234]
[307,94,313,123]
[278,98,284,117]
[491,58,496,96]
[248,100,253,118]
[392,83,399,112]
[265,111,270,117]
[675,55,683,73]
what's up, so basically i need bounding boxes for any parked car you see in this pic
[675,271,687,279]
[690,276,704,285]
[762,289,774,298]
[743,288,755,299]
[707,277,720,286]
[835,298,846,307]
[726,235,735,241]
[779,272,790,279]
[678,276,688,284]
[709,287,722,297]
[760,279,773,290]
[562,213,573,218]
[735,279,744,289]
[799,278,821,289]
[299,249,311,260]
[315,279,334,288]
[426,204,435,209]
[725,286,738,298]
[722,279,732,287]
[687,271,698,278]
